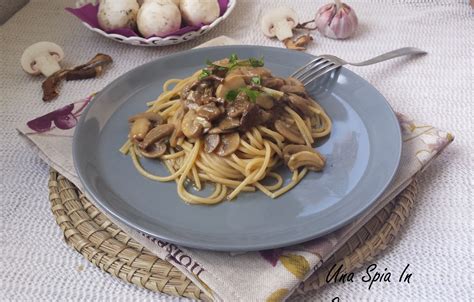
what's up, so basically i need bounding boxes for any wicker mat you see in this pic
[48,169,417,300]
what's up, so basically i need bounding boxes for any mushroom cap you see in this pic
[137,1,181,37]
[97,0,139,31]
[179,0,220,26]
[260,7,299,39]
[21,41,64,75]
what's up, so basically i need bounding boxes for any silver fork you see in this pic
[291,47,427,86]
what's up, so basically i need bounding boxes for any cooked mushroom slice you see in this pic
[204,134,221,153]
[216,133,240,157]
[227,96,250,118]
[140,123,175,149]
[255,94,274,109]
[262,77,286,90]
[182,110,203,139]
[287,93,313,114]
[129,118,151,142]
[215,74,246,99]
[128,112,164,124]
[284,77,305,87]
[139,141,168,159]
[282,144,315,163]
[211,116,241,134]
[196,116,212,133]
[274,120,305,144]
[287,151,326,172]
[240,104,260,131]
[196,103,223,121]
[280,85,307,96]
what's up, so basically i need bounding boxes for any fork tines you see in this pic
[291,56,341,86]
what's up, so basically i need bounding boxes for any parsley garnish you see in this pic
[251,76,261,85]
[225,90,239,102]
[240,87,260,102]
[199,69,211,79]
[229,53,239,64]
[249,57,265,67]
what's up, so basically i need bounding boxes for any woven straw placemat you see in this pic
[48,169,417,300]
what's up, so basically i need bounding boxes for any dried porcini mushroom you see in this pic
[284,34,313,51]
[274,120,305,144]
[287,150,326,171]
[42,53,113,102]
[215,133,240,157]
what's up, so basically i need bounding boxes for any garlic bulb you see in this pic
[315,0,358,39]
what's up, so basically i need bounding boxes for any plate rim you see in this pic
[73,45,402,251]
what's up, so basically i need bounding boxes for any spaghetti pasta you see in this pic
[121,55,331,205]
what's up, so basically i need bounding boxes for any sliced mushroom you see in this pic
[215,74,246,99]
[129,118,151,142]
[255,94,274,109]
[287,93,313,114]
[128,112,164,124]
[204,134,221,153]
[280,85,307,96]
[262,77,286,90]
[282,144,315,163]
[139,141,167,159]
[182,110,203,139]
[216,133,240,157]
[287,150,326,172]
[284,77,305,87]
[196,103,223,121]
[227,96,251,118]
[261,7,299,41]
[139,123,175,149]
[21,42,65,77]
[274,120,305,144]
[196,116,212,133]
[210,116,241,134]
[240,104,261,132]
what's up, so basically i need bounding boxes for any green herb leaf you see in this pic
[199,69,211,79]
[240,87,261,102]
[251,76,261,85]
[249,57,265,67]
[225,90,239,102]
[229,53,239,64]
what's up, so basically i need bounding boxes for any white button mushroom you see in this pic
[179,0,220,26]
[261,7,299,41]
[21,42,64,77]
[137,0,182,37]
[97,0,139,31]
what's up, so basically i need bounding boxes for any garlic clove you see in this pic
[315,0,358,40]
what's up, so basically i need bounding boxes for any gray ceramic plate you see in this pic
[73,46,401,252]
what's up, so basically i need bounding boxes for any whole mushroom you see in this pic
[97,0,139,31]
[261,7,299,41]
[21,42,64,77]
[179,0,220,26]
[137,0,182,37]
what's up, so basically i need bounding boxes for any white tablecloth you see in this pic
[1,1,472,301]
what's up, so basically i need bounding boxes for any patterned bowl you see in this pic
[70,0,236,46]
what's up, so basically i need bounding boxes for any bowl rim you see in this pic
[75,0,236,44]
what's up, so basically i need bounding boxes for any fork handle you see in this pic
[348,47,427,66]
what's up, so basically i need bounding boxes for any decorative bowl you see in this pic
[68,0,236,46]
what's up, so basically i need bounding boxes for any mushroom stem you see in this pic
[35,55,62,77]
[273,20,295,41]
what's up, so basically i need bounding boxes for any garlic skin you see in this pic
[315,0,358,39]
